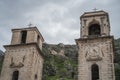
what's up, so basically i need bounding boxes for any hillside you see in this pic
[0,55,4,72]
[114,38,120,80]
[42,43,78,80]
[0,38,120,80]
[0,50,3,56]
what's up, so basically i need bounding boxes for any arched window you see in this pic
[89,24,101,36]
[37,35,40,45]
[12,71,19,80]
[21,30,27,44]
[91,64,99,80]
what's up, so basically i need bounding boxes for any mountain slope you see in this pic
[42,43,78,80]
[0,50,3,56]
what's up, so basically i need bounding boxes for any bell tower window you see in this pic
[89,24,101,36]
[21,30,27,44]
[37,35,40,45]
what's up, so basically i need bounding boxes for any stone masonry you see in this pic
[76,10,115,80]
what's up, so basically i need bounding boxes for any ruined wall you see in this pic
[0,44,44,80]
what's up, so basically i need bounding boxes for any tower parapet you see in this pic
[80,10,110,38]
[11,27,44,50]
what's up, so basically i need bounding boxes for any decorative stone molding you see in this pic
[10,62,24,68]
[86,55,102,61]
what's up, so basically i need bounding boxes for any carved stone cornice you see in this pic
[10,62,24,68]
[86,55,102,61]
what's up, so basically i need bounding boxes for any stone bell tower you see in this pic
[76,11,115,80]
[0,27,44,80]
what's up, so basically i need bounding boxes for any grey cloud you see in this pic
[0,0,120,51]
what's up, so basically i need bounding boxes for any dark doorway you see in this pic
[21,30,27,44]
[12,71,19,80]
[91,64,99,80]
[89,24,101,36]
[35,74,37,80]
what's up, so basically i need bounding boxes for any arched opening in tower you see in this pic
[89,24,101,36]
[12,71,19,80]
[91,64,99,80]
[21,30,27,44]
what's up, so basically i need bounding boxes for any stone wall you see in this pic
[77,37,115,80]
[0,44,44,80]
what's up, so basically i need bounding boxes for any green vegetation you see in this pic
[114,38,120,80]
[0,55,3,74]
[42,43,77,80]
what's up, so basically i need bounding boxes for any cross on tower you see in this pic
[93,8,97,11]
[28,23,33,27]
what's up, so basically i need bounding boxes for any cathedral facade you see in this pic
[0,10,115,80]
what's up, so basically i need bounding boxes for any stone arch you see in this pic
[12,70,19,80]
[91,64,99,80]
[89,19,99,26]
[88,19,101,36]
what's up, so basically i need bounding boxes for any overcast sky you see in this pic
[0,0,120,51]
